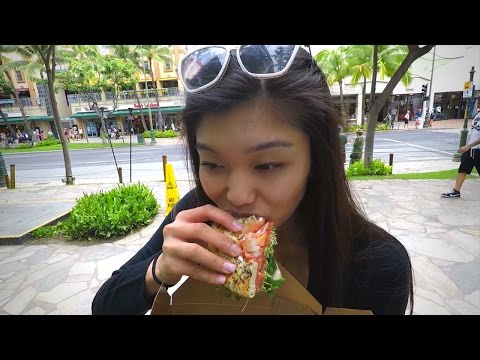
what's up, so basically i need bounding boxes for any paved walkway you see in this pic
[0,176,479,315]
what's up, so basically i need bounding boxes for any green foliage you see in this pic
[344,123,390,132]
[33,183,159,241]
[143,129,177,138]
[36,135,61,147]
[15,143,33,149]
[347,159,392,176]
[31,222,63,238]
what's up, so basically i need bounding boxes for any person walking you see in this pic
[441,111,480,198]
[403,111,410,129]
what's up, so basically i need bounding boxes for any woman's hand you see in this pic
[155,205,244,287]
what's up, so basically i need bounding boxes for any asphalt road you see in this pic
[2,129,463,184]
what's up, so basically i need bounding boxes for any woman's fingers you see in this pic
[159,251,229,286]
[163,239,237,276]
[177,204,243,233]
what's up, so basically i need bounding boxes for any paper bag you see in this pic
[151,264,372,315]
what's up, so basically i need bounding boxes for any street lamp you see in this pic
[453,66,475,161]
[127,107,133,183]
[143,62,157,144]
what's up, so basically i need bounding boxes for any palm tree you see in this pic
[363,45,435,166]
[347,45,411,124]
[315,46,351,121]
[108,45,148,132]
[30,45,74,184]
[0,45,33,141]
[136,45,173,130]
[0,76,15,133]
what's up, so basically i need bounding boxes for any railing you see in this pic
[67,88,183,106]
[0,97,48,114]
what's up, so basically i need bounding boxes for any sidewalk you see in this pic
[0,174,479,315]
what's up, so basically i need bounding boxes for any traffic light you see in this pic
[422,84,428,97]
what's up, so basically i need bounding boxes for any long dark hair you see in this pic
[181,47,413,313]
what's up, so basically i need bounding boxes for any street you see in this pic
[3,129,464,184]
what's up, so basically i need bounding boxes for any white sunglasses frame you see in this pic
[178,45,300,94]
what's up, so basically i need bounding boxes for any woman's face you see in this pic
[196,100,311,228]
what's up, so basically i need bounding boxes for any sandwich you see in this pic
[209,215,285,299]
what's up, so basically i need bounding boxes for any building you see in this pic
[0,45,187,139]
[310,45,480,124]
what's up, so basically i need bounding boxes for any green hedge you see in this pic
[32,183,159,241]
[143,129,177,138]
[346,159,392,176]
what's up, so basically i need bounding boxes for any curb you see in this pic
[0,211,70,245]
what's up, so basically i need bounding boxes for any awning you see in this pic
[70,106,185,119]
[1,115,53,123]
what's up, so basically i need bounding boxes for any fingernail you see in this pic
[223,262,236,273]
[232,221,243,231]
[229,244,242,256]
[216,275,226,285]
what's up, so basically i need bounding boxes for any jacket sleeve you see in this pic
[91,188,200,315]
[348,238,412,315]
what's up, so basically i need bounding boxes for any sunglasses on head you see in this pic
[179,45,300,94]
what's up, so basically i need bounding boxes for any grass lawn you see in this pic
[348,168,478,180]
[0,142,139,153]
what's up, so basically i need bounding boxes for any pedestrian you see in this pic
[404,111,410,129]
[441,110,480,198]
[92,45,413,315]
[415,109,422,129]
[429,111,434,127]
[349,129,365,165]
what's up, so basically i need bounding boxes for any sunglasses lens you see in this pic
[180,46,228,92]
[238,45,297,75]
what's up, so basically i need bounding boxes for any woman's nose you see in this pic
[225,172,256,207]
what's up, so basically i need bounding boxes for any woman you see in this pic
[92,45,413,315]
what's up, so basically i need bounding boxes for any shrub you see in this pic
[143,130,177,138]
[33,183,159,241]
[37,136,61,147]
[346,158,392,176]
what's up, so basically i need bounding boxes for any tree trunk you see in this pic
[363,45,435,166]
[134,90,148,132]
[0,108,15,133]
[338,79,346,122]
[364,45,378,167]
[149,61,164,130]
[361,76,366,125]
[3,71,33,142]
[45,46,74,184]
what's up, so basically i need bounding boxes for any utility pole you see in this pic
[423,46,436,128]
[453,66,475,161]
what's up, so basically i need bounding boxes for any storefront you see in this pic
[70,106,185,137]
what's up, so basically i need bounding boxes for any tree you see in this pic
[363,45,434,166]
[315,46,351,120]
[0,76,15,133]
[30,45,75,184]
[347,45,412,125]
[0,45,33,142]
[108,45,148,132]
[58,47,137,145]
[137,45,173,130]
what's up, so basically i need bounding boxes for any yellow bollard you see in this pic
[165,163,180,216]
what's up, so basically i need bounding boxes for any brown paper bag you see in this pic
[151,264,372,315]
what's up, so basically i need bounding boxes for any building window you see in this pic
[164,60,172,72]
[16,70,25,83]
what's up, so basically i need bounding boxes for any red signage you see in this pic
[133,103,158,109]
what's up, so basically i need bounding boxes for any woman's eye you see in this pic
[255,163,283,171]
[200,162,222,170]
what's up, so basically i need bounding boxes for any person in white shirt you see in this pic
[442,111,480,198]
